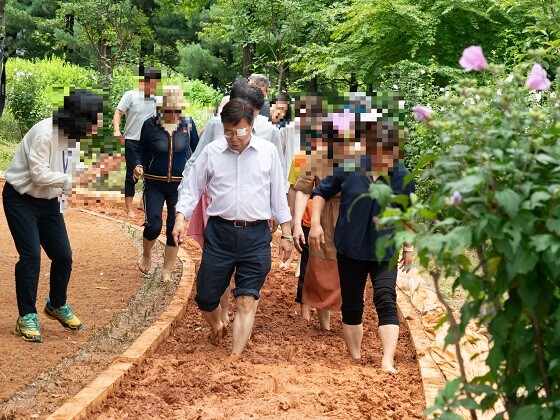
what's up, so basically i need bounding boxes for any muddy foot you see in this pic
[209,322,227,345]
[381,363,399,374]
[221,313,230,328]
[138,255,151,274]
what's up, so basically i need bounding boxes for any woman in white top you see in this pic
[3,89,103,343]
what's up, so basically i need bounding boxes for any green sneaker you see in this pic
[44,298,83,330]
[15,313,42,343]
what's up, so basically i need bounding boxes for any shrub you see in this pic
[5,60,219,157]
[378,60,464,201]
[0,109,23,171]
[373,49,560,418]
[6,57,96,132]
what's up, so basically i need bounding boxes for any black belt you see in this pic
[214,216,267,228]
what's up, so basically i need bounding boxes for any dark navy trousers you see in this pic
[195,216,272,312]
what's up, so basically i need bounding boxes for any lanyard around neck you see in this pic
[62,150,70,173]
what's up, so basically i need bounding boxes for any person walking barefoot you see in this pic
[113,68,162,218]
[309,122,415,373]
[134,86,198,281]
[173,98,292,356]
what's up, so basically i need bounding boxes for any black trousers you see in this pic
[336,252,399,326]
[2,183,73,317]
[124,139,141,197]
[295,225,310,304]
[142,178,179,246]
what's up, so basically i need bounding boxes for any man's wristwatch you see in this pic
[281,235,293,241]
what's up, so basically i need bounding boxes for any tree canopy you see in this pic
[1,0,556,92]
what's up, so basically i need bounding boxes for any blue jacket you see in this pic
[137,116,199,182]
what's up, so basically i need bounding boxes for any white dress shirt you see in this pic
[177,115,286,205]
[279,121,300,191]
[175,134,291,224]
[181,115,284,178]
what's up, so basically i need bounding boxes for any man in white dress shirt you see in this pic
[173,98,293,356]
[178,83,284,182]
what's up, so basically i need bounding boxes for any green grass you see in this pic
[0,141,19,171]
[0,110,22,171]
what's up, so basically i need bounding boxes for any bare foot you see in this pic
[221,312,230,328]
[347,350,361,360]
[381,363,399,374]
[300,304,311,321]
[162,272,171,282]
[138,255,151,274]
[318,310,330,331]
[279,253,297,270]
[208,321,226,345]
[127,210,137,218]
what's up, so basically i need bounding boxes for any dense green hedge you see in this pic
[6,57,96,133]
[2,57,221,157]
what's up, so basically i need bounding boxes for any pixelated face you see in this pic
[270,101,288,124]
[143,78,160,96]
[371,142,401,174]
[88,113,104,137]
[161,109,181,123]
[223,120,253,152]
[294,91,405,177]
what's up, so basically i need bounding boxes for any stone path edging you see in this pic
[395,279,447,409]
[46,210,196,420]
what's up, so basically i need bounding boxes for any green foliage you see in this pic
[0,110,23,171]
[4,57,218,160]
[55,0,152,80]
[176,41,233,88]
[373,51,560,417]
[294,0,514,88]
[3,0,61,59]
[201,0,330,90]
[6,57,96,132]
[496,0,560,70]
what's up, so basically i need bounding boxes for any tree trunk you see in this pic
[0,0,5,118]
[349,72,358,91]
[311,76,318,93]
[243,43,254,78]
[276,63,289,92]
[277,66,284,93]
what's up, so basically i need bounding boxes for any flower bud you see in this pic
[450,191,462,206]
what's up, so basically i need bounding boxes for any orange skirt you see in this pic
[302,256,341,311]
